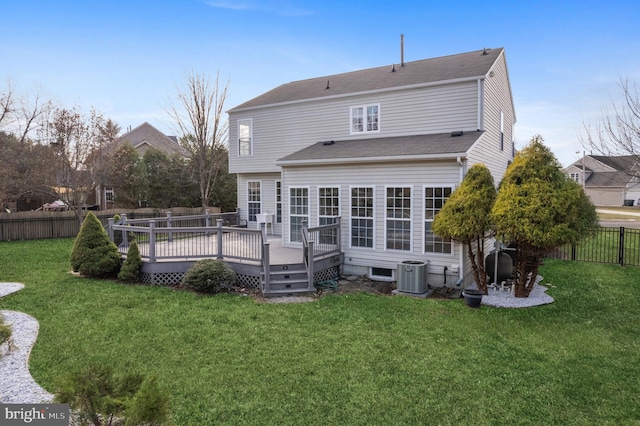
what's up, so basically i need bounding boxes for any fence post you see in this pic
[167,211,173,243]
[149,220,156,262]
[205,209,211,228]
[571,245,576,261]
[619,227,625,266]
[122,214,129,248]
[216,218,224,260]
[107,218,114,242]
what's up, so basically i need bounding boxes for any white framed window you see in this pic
[105,187,114,203]
[276,180,282,224]
[247,181,261,222]
[350,186,374,248]
[289,187,309,243]
[424,186,453,254]
[350,104,379,134]
[386,186,411,251]
[500,110,504,151]
[318,187,340,226]
[569,173,580,183]
[238,118,253,156]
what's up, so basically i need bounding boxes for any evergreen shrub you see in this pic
[71,212,121,277]
[118,240,142,283]
[182,259,237,294]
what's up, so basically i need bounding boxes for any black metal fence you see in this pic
[547,227,640,266]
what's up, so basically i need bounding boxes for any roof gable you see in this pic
[230,48,504,111]
[112,122,189,158]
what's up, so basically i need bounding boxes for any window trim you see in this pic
[318,186,340,227]
[247,180,261,222]
[238,118,253,156]
[349,104,380,135]
[104,187,114,203]
[384,185,413,252]
[349,185,376,250]
[423,185,455,255]
[288,185,310,244]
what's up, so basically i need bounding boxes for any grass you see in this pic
[1,239,640,424]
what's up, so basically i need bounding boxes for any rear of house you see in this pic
[228,47,516,287]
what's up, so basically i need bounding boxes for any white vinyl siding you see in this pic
[385,186,411,251]
[229,81,478,174]
[289,187,309,243]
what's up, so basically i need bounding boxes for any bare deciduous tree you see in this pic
[47,107,111,221]
[0,80,52,143]
[169,71,229,208]
[581,78,640,159]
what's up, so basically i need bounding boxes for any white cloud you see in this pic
[203,0,314,16]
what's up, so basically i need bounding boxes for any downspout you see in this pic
[456,156,466,283]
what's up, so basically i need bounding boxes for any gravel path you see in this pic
[0,283,54,404]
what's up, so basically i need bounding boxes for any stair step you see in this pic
[262,288,315,297]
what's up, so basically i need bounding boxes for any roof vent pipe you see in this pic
[326,80,330,90]
[400,34,405,67]
[391,64,396,72]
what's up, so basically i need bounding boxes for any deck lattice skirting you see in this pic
[107,211,343,295]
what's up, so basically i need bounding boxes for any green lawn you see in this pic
[1,239,640,425]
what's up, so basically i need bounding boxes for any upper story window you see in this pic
[351,104,379,134]
[238,119,252,156]
[569,173,580,183]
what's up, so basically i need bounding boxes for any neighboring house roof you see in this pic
[111,122,190,158]
[565,155,639,188]
[277,131,483,166]
[589,155,637,172]
[230,48,504,112]
[587,171,633,187]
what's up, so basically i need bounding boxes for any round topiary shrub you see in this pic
[71,212,121,277]
[118,240,142,283]
[182,259,237,294]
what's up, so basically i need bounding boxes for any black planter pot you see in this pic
[462,289,484,308]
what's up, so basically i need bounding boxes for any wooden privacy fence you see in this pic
[0,207,219,242]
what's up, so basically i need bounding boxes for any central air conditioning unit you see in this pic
[396,260,428,293]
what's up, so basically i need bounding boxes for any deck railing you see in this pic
[108,213,263,264]
[302,218,342,290]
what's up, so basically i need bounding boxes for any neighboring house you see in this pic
[227,47,516,286]
[564,155,640,206]
[95,122,190,209]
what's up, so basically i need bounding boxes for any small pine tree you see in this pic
[71,212,121,277]
[432,164,496,294]
[125,376,170,426]
[118,240,142,283]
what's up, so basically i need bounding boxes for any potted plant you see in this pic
[462,288,484,308]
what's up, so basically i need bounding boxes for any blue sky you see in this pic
[1,0,639,166]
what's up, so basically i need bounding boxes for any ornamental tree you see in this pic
[432,164,496,294]
[71,212,121,277]
[491,136,598,297]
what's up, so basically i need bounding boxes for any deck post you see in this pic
[122,214,129,248]
[167,211,173,243]
[216,218,224,259]
[263,241,271,293]
[336,216,342,251]
[149,220,156,262]
[107,218,114,242]
[307,240,315,291]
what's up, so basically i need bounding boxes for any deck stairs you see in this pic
[262,262,313,296]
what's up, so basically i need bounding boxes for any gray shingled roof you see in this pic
[230,48,504,111]
[590,155,637,171]
[112,122,190,157]
[277,131,483,165]
[587,171,632,187]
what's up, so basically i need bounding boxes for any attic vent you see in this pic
[451,131,464,137]
[482,48,488,55]
[323,140,335,146]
